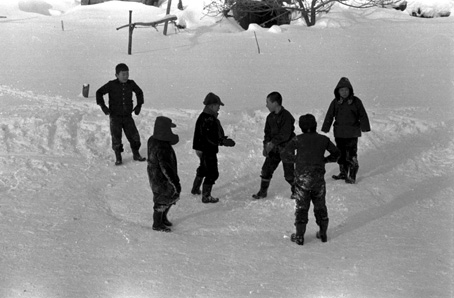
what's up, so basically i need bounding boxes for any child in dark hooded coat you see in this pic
[147,116,181,232]
[321,77,371,184]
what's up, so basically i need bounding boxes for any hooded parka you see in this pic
[321,77,370,138]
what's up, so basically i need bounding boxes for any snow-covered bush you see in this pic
[407,0,451,17]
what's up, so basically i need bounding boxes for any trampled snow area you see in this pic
[0,0,453,297]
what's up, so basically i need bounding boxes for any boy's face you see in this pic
[266,97,278,113]
[209,104,221,113]
[339,87,350,99]
[116,70,129,83]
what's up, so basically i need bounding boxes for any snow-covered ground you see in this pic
[0,0,453,297]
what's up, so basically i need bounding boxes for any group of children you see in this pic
[96,63,371,244]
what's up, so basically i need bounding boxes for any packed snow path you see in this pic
[1,85,452,297]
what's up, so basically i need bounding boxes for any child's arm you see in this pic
[131,81,144,105]
[280,137,297,163]
[157,148,181,195]
[95,82,111,115]
[324,139,340,163]
[356,99,371,132]
[131,81,144,115]
[321,101,335,133]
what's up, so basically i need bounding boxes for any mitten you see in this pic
[133,104,142,115]
[223,138,235,147]
[100,105,110,115]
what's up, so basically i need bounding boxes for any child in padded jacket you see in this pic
[321,77,370,184]
[147,116,181,232]
[252,91,296,200]
[281,114,340,246]
[191,92,236,203]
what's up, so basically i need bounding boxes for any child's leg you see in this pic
[110,117,124,164]
[282,161,295,186]
[123,117,141,151]
[201,153,219,186]
[333,138,348,179]
[345,138,359,183]
[312,184,329,242]
[110,116,124,152]
[291,187,310,245]
[253,152,281,199]
[152,203,171,232]
[201,153,220,203]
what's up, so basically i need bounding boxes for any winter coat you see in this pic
[192,106,227,154]
[147,137,181,206]
[281,132,340,174]
[96,79,144,116]
[264,107,295,152]
[321,78,371,138]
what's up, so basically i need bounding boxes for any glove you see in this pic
[133,105,142,115]
[222,138,235,147]
[100,105,110,115]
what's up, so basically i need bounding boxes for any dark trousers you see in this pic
[261,150,295,183]
[110,115,141,152]
[294,183,328,225]
[196,152,219,185]
[335,137,358,166]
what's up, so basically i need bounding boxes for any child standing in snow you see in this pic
[321,77,371,184]
[96,63,146,165]
[252,91,296,200]
[191,92,236,203]
[281,114,340,245]
[147,116,181,232]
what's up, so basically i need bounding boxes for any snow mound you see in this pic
[14,0,79,16]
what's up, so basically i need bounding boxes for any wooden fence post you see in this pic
[128,10,133,55]
[163,0,172,36]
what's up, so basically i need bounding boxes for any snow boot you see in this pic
[291,223,306,246]
[202,184,219,203]
[332,164,347,180]
[132,149,146,162]
[152,210,171,232]
[191,176,203,195]
[345,158,358,184]
[252,179,270,199]
[162,206,172,227]
[316,218,329,242]
[114,150,122,166]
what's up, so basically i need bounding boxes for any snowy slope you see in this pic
[0,1,453,297]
